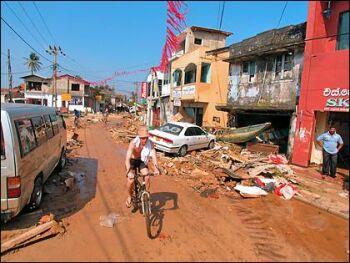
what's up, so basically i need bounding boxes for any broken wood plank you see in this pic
[246,142,279,154]
[1,220,58,254]
[248,164,276,177]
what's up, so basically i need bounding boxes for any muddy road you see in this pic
[2,122,349,262]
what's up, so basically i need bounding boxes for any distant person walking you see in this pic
[317,126,344,178]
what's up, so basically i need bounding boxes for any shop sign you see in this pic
[182,85,195,96]
[61,93,71,101]
[173,88,182,98]
[141,82,147,98]
[323,88,349,111]
[174,98,181,106]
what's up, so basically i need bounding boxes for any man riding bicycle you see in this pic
[125,126,160,208]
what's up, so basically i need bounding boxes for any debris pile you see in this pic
[109,114,143,143]
[0,214,65,254]
[157,142,299,200]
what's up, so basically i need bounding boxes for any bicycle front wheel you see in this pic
[143,194,152,238]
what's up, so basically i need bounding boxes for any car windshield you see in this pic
[158,123,183,136]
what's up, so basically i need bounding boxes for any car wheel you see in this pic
[29,176,43,210]
[208,140,215,149]
[58,149,66,171]
[178,145,187,157]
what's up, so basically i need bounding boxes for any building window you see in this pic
[194,38,202,45]
[337,11,349,50]
[27,81,42,91]
[200,63,211,83]
[184,63,197,84]
[275,52,294,79]
[173,69,182,87]
[242,61,256,82]
[71,83,80,91]
[249,61,256,82]
[242,62,249,74]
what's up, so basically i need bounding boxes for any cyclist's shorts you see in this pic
[130,158,148,172]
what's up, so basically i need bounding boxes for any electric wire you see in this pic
[1,16,52,63]
[219,1,226,30]
[3,1,47,51]
[17,1,50,47]
[32,1,57,45]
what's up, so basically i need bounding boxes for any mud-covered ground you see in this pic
[1,114,349,262]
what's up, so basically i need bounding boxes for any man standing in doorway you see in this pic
[317,126,344,178]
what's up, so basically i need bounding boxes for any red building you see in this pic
[292,1,349,167]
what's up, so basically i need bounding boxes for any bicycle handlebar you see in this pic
[125,169,159,177]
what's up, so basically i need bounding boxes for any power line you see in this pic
[3,1,46,51]
[219,1,226,30]
[1,16,52,63]
[32,1,57,45]
[216,2,221,29]
[276,1,288,29]
[17,1,49,46]
[1,66,51,75]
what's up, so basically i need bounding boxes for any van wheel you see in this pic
[178,145,187,157]
[29,177,43,211]
[58,149,66,171]
[208,140,215,149]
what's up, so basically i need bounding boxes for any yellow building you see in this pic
[170,26,232,128]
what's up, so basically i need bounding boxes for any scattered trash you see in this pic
[234,184,268,197]
[274,183,298,200]
[338,192,349,198]
[99,213,122,228]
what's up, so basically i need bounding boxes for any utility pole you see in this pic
[46,45,65,108]
[7,49,13,102]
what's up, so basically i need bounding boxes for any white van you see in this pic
[1,103,67,222]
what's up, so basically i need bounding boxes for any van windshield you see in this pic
[1,123,5,160]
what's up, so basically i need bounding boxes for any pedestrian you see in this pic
[316,126,344,178]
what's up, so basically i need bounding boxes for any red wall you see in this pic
[292,1,349,166]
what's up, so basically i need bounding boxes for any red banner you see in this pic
[141,82,147,98]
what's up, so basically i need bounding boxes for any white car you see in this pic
[149,122,216,156]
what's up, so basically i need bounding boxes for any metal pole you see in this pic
[7,49,13,102]
[53,49,57,108]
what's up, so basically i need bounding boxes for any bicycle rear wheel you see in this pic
[143,194,152,238]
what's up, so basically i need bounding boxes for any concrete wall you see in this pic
[170,47,229,127]
[185,29,227,53]
[227,48,304,110]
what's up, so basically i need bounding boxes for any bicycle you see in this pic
[127,168,154,238]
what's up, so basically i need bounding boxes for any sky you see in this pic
[1,1,308,95]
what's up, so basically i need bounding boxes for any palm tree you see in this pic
[24,52,42,75]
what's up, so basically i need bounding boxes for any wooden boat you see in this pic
[216,122,271,143]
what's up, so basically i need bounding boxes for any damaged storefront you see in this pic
[218,22,306,156]
[292,1,349,168]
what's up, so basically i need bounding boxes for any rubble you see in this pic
[156,141,299,200]
[109,114,143,143]
[106,112,300,201]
